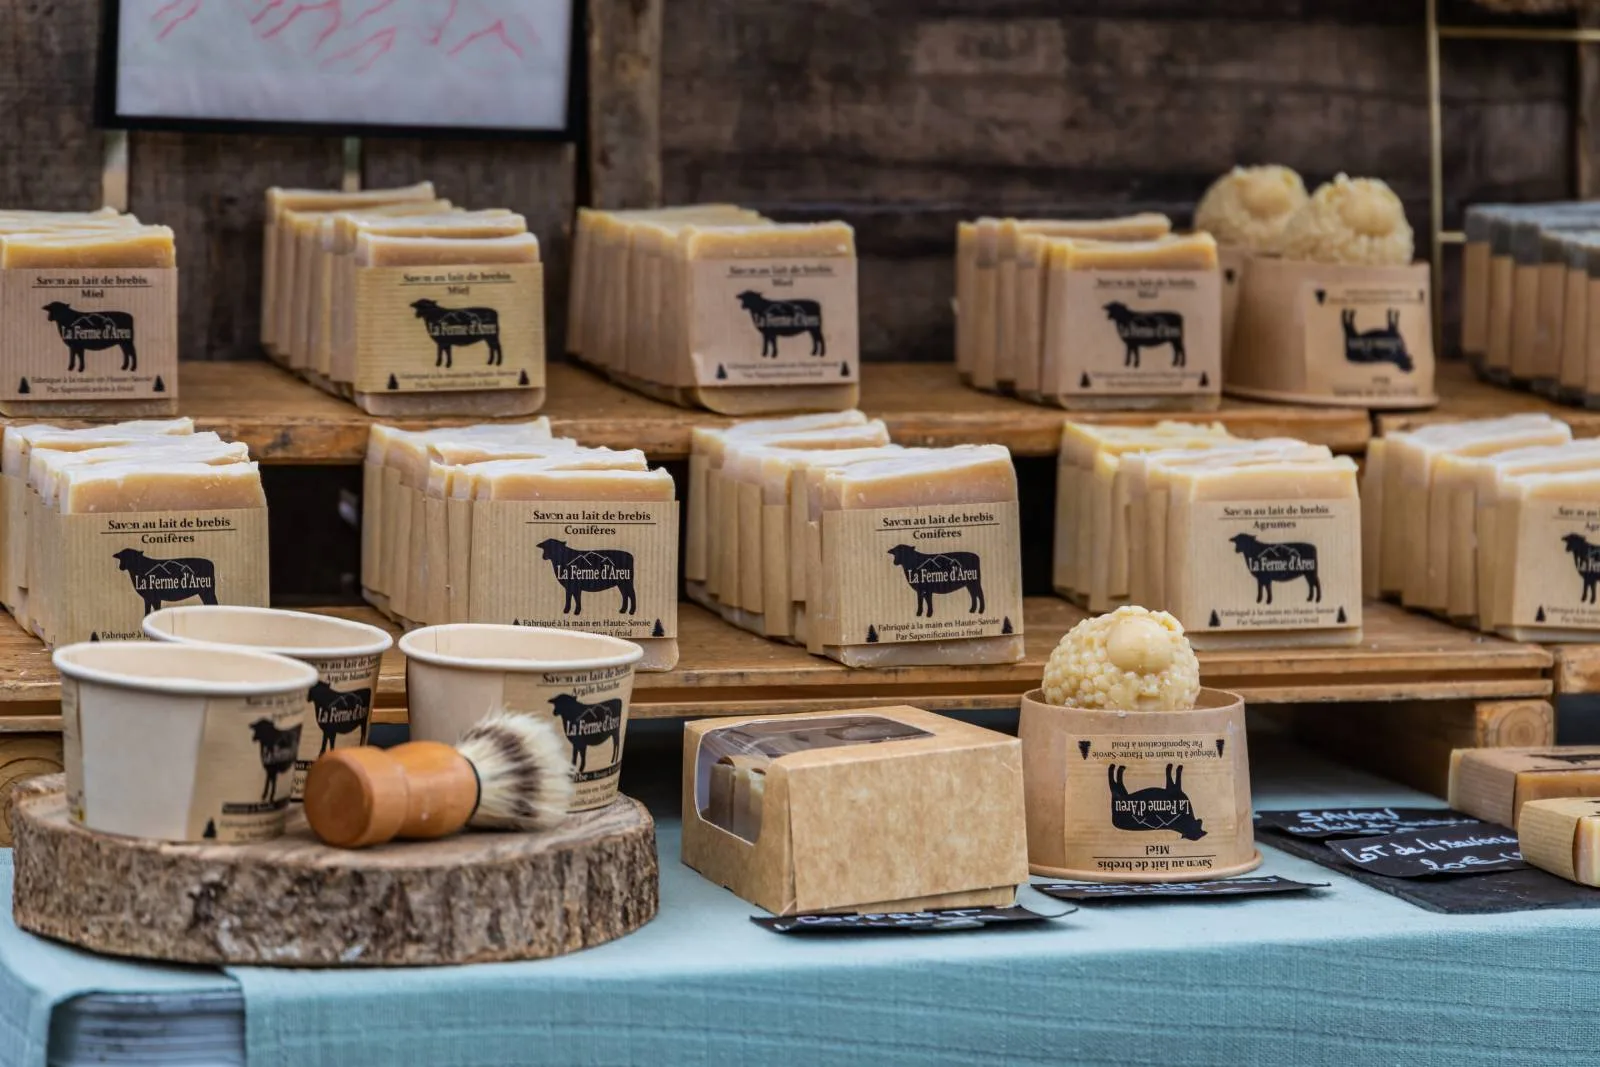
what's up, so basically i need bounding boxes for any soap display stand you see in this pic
[12,775,659,967]
[1227,255,1440,411]
[1017,687,1260,882]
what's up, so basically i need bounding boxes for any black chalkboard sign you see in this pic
[752,904,1067,934]
[1254,807,1480,841]
[1035,876,1327,902]
[1326,824,1526,878]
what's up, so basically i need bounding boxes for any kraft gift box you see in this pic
[681,705,1029,916]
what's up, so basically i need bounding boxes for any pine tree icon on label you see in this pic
[386,374,399,390]
[518,369,529,386]
[1537,606,1547,623]
[16,378,28,395]
[1199,371,1209,387]
[89,632,99,642]
[1208,610,1221,627]
[154,375,166,393]
[1080,372,1092,389]
[1215,739,1226,757]
[203,819,217,840]
[652,618,665,637]
[1336,606,1347,624]
[866,624,879,643]
[716,364,728,380]
[1078,740,1091,760]
[1002,616,1013,634]
[840,362,850,377]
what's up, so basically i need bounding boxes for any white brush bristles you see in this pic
[456,710,575,830]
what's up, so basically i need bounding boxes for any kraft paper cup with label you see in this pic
[400,624,644,812]
[54,641,318,843]
[1018,687,1260,882]
[143,606,393,799]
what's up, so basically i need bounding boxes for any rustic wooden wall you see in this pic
[0,0,1585,362]
[659,0,1579,359]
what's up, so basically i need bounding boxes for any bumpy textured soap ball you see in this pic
[1193,165,1308,252]
[1041,606,1201,711]
[1279,173,1415,267]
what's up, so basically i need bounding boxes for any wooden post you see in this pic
[587,0,663,209]
[1579,1,1600,197]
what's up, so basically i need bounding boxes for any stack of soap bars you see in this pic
[688,413,1026,667]
[363,421,680,670]
[0,419,267,646]
[1055,421,1363,648]
[568,206,860,414]
[1364,413,1600,640]
[262,183,545,417]
[0,208,178,417]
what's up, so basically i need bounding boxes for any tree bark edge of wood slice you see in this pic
[11,775,660,967]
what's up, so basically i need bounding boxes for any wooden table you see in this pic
[0,360,1375,464]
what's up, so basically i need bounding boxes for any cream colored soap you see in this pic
[1491,469,1600,639]
[1449,747,1600,828]
[57,460,264,514]
[1518,797,1600,887]
[813,446,1024,668]
[0,226,176,269]
[685,411,869,592]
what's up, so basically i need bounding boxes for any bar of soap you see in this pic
[1448,747,1600,828]
[351,232,544,417]
[1193,165,1308,253]
[58,460,265,513]
[31,436,247,508]
[813,445,1025,668]
[0,226,176,268]
[1517,797,1600,886]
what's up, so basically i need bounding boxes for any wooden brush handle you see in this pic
[303,741,479,849]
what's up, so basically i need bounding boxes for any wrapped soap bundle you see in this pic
[364,421,679,670]
[1054,420,1362,649]
[1018,607,1258,881]
[681,706,1029,915]
[1359,414,1600,637]
[0,208,178,417]
[1228,172,1436,408]
[1459,201,1600,402]
[1193,164,1307,360]
[568,206,860,414]
[0,419,268,646]
[955,213,1223,409]
[262,183,546,416]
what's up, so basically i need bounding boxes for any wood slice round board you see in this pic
[11,775,659,967]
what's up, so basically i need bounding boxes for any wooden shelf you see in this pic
[1376,360,1600,437]
[0,360,1373,465]
[0,598,1551,732]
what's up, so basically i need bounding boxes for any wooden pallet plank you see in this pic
[0,360,1372,464]
[0,598,1550,717]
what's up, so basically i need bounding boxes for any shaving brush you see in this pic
[303,711,575,849]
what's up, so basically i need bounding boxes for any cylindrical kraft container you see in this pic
[143,606,394,800]
[400,624,644,812]
[54,641,318,843]
[1018,687,1260,882]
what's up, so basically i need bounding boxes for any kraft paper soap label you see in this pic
[816,502,1023,647]
[1173,498,1360,633]
[688,257,859,388]
[1509,501,1600,630]
[1052,270,1221,396]
[51,508,269,646]
[0,268,178,402]
[1064,732,1236,876]
[291,653,384,800]
[353,263,545,395]
[468,500,679,640]
[503,662,635,811]
[1300,276,1434,402]
[185,689,307,842]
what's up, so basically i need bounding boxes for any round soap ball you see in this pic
[1041,606,1201,711]
[1193,165,1308,252]
[1278,173,1415,267]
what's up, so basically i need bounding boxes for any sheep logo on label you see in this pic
[736,290,825,358]
[1228,533,1320,605]
[1340,308,1413,372]
[887,544,985,618]
[548,694,624,773]
[309,680,372,756]
[535,539,637,616]
[250,718,301,804]
[42,302,137,372]
[112,548,218,615]
[1102,301,1185,368]
[1562,533,1600,604]
[410,298,503,368]
[1107,763,1206,841]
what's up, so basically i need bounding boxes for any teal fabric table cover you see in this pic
[7,737,1600,1066]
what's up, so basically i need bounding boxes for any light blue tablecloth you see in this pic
[8,734,1600,1066]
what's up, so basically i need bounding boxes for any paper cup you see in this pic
[54,641,318,843]
[1017,687,1260,882]
[143,606,393,799]
[400,625,643,811]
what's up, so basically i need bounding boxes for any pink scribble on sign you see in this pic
[142,0,543,74]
